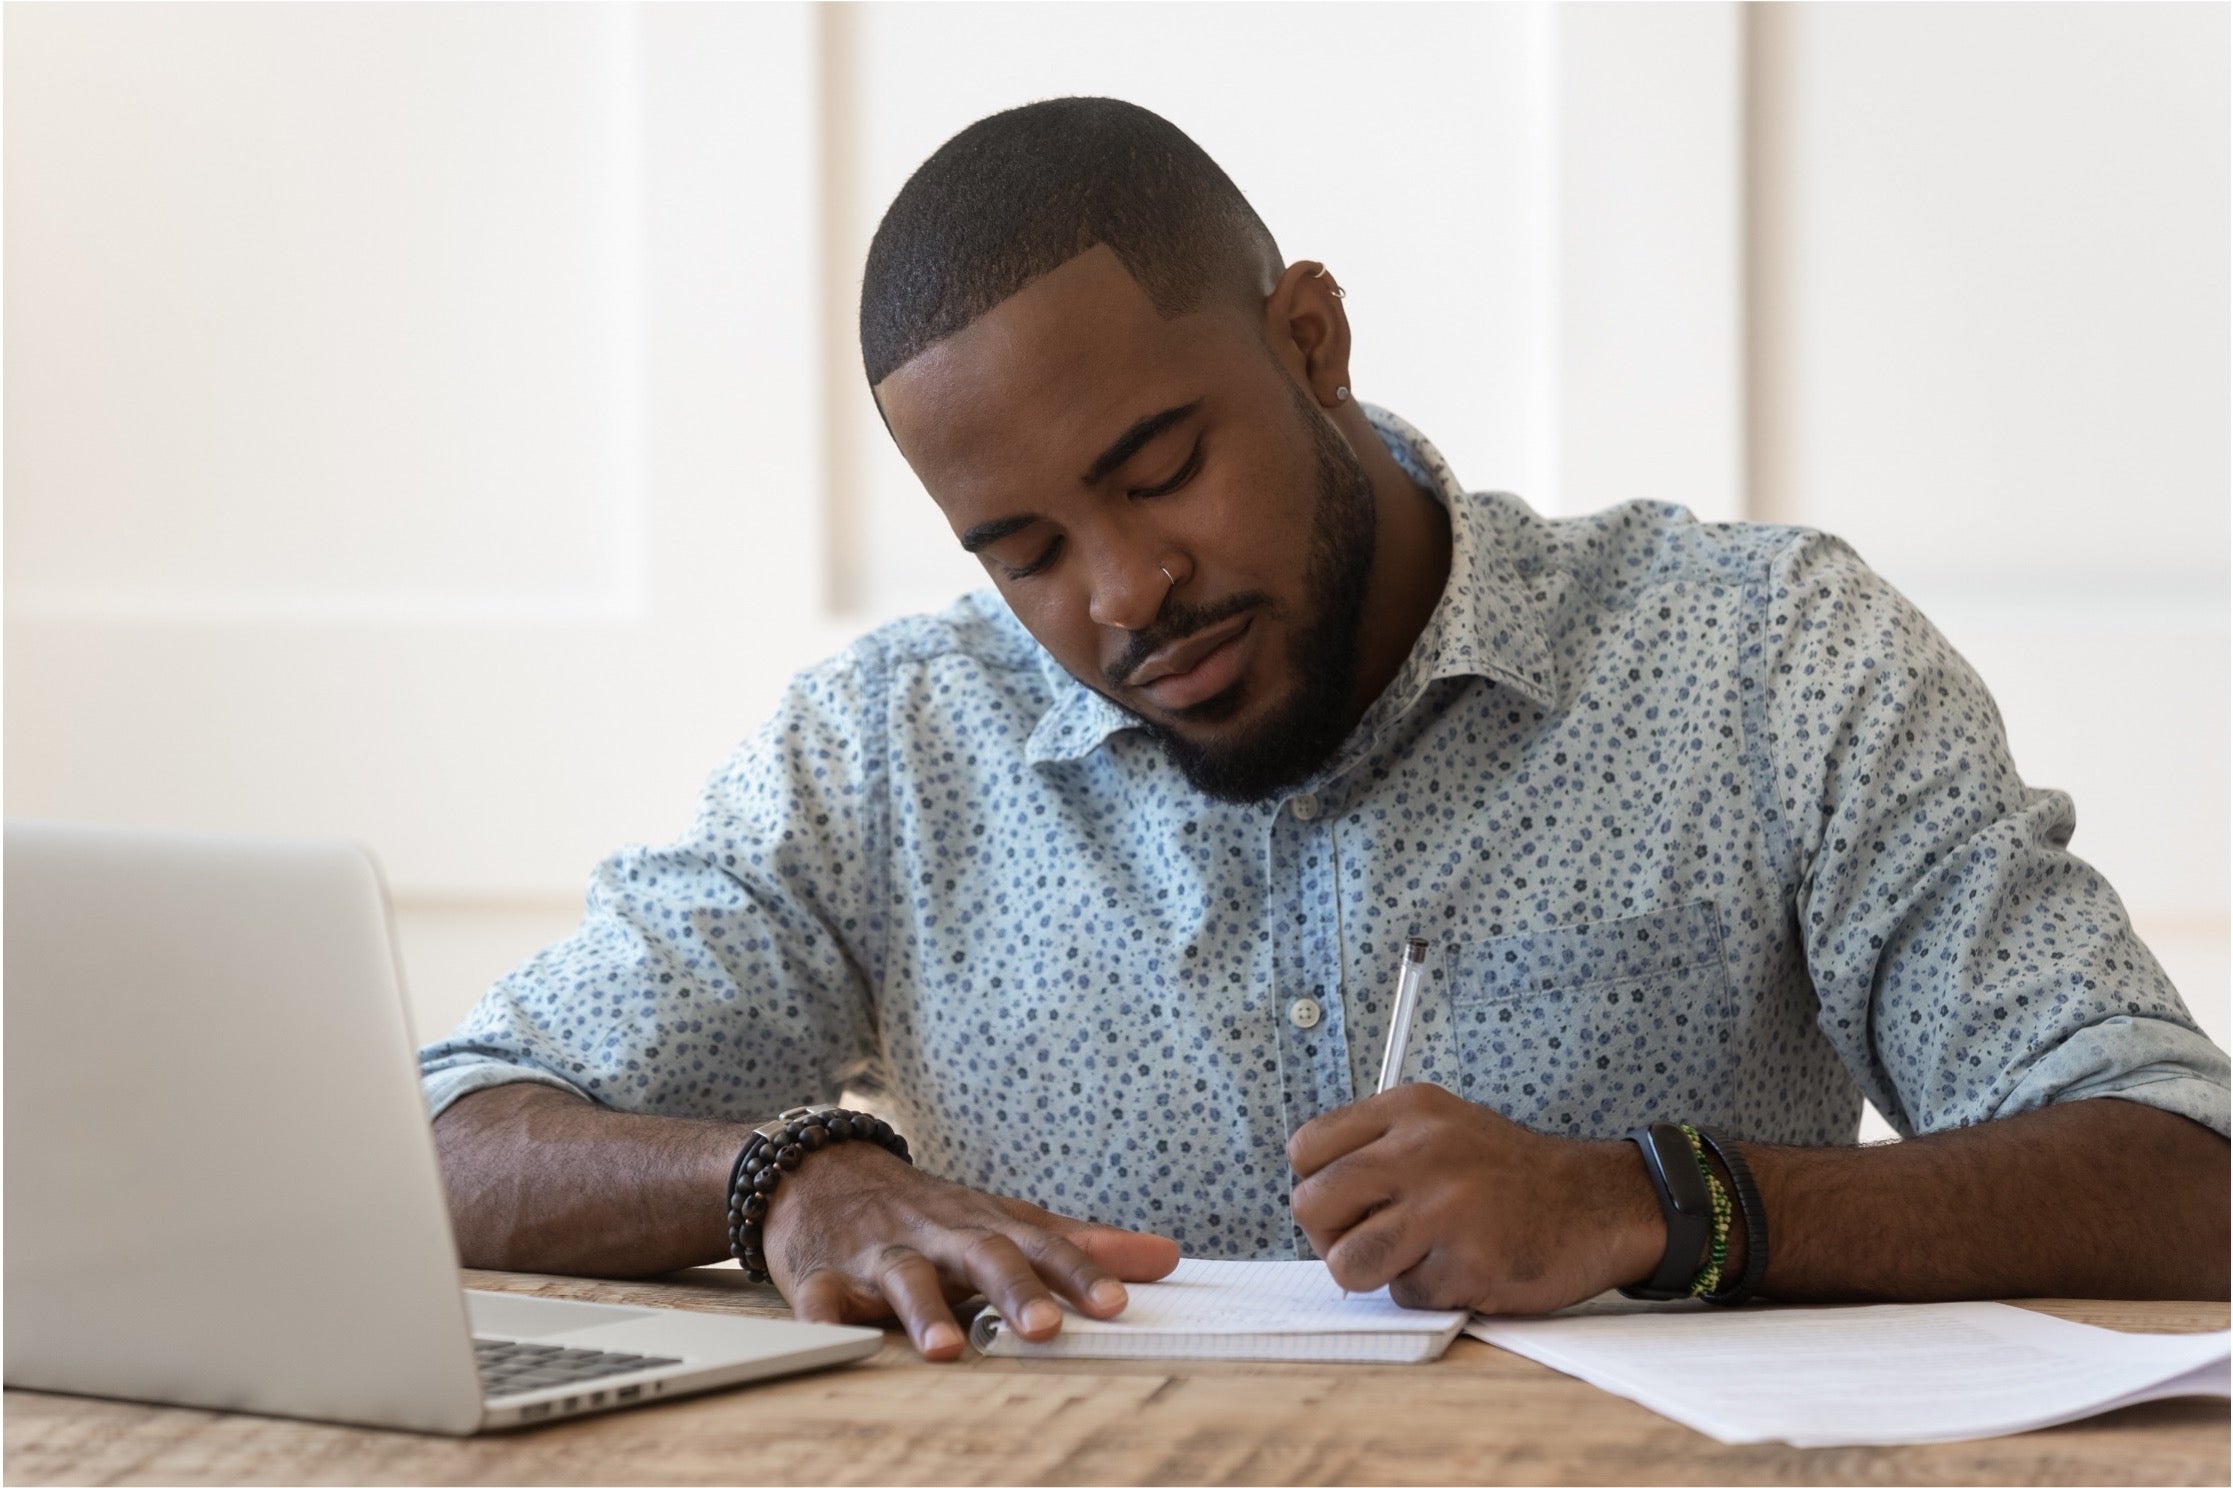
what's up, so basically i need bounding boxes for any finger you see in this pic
[1291,1146,1400,1238]
[1005,1225,1132,1318]
[1060,1224,1182,1283]
[995,1195,1182,1282]
[944,1228,1064,1341]
[1387,1249,1473,1314]
[871,1246,969,1360]
[1286,1096,1397,1179]
[1323,1206,1434,1296]
[790,1266,875,1326]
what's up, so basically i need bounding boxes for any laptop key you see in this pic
[473,1337,685,1397]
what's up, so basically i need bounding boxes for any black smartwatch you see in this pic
[1617,1122,1713,1301]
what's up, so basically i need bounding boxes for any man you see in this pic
[425,98,2228,1360]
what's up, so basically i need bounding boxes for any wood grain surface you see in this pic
[7,1268,2225,1486]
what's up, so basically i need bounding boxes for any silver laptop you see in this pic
[3,821,883,1434]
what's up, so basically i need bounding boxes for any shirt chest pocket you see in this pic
[1420,902,1737,1138]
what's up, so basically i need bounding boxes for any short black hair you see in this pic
[859,97,1282,388]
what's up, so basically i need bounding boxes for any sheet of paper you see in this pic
[1467,1300,2231,1447]
[970,1259,1467,1360]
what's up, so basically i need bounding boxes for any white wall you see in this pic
[7,4,2225,1091]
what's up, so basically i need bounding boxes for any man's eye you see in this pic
[1002,535,1064,581]
[1129,437,1203,499]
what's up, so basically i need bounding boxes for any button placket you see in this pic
[1268,799,1351,1258]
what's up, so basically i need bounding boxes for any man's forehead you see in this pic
[876,244,1240,490]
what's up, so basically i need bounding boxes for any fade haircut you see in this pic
[859,97,1283,388]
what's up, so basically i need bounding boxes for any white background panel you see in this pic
[4,3,644,616]
[1748,3,2230,584]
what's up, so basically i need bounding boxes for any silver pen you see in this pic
[1374,937,1430,1094]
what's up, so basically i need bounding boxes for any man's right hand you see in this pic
[763,1139,1180,1360]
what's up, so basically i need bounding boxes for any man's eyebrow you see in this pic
[960,513,1042,554]
[1080,400,1204,487]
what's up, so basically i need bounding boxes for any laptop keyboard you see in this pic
[473,1337,682,1398]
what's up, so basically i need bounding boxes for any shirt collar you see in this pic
[1355,403,1556,715]
[1023,675,1136,766]
[1025,404,1555,768]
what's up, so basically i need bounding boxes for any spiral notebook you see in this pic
[966,1259,1467,1363]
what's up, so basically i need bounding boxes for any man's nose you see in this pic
[1085,548,1174,633]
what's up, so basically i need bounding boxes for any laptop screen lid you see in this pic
[4,821,486,1434]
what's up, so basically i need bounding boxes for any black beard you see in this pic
[1121,387,1378,803]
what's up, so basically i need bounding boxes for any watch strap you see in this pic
[1617,1122,1714,1301]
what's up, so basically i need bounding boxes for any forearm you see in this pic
[1717,1096,2228,1302]
[432,1083,747,1276]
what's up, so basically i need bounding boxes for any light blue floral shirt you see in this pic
[421,407,2230,1259]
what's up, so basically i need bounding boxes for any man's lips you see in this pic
[1126,612,1259,710]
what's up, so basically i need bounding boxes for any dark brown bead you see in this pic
[752,1167,780,1193]
[826,1115,855,1141]
[740,1193,768,1222]
[784,1121,808,1142]
[776,1143,804,1169]
[800,1124,828,1151]
[867,1118,893,1144]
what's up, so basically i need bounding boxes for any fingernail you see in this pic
[1022,1299,1062,1334]
[924,1322,962,1354]
[1089,1279,1127,1311]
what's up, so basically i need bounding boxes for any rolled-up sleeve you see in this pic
[1756,533,2230,1139]
[418,644,892,1123]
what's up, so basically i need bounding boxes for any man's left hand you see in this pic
[1287,1083,1662,1314]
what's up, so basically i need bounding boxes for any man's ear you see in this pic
[1262,259,1354,409]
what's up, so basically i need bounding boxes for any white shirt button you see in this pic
[1290,794,1320,822]
[1288,996,1323,1030]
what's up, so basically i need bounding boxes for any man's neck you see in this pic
[1339,407,1455,722]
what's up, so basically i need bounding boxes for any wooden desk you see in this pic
[7,1269,2225,1486]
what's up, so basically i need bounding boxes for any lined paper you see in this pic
[969,1259,1467,1362]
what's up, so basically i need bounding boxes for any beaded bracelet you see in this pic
[726,1104,912,1284]
[1692,1124,1768,1306]
[1679,1123,1733,1297]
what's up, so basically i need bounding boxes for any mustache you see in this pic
[1104,591,1273,691]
